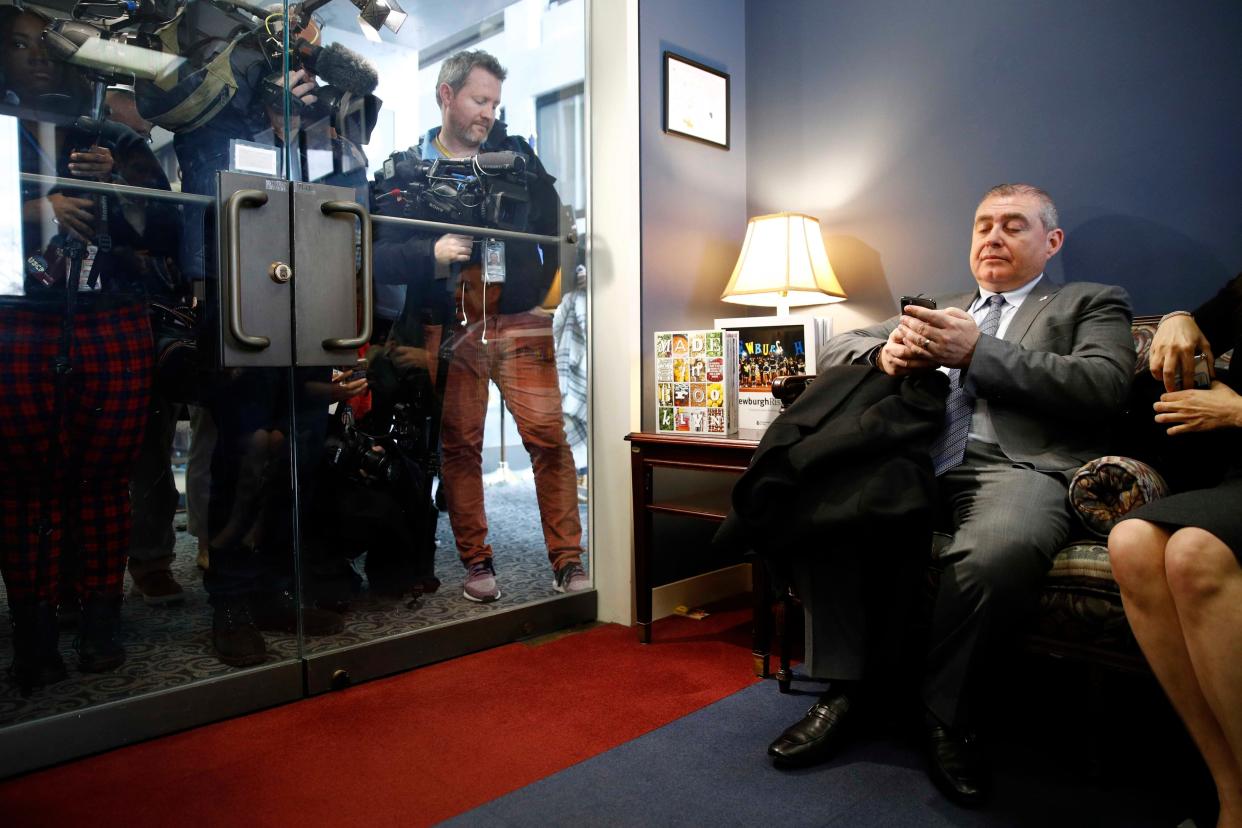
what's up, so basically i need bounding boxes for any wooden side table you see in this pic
[624,430,774,677]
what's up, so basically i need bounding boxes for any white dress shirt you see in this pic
[964,273,1045,444]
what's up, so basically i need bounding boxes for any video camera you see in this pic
[36,3,185,128]
[326,402,425,488]
[32,0,381,144]
[252,9,380,141]
[371,150,534,233]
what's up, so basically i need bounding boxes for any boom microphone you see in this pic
[300,40,379,96]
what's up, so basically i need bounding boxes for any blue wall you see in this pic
[745,0,1242,323]
[640,0,748,430]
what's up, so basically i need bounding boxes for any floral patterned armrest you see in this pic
[1068,456,1170,536]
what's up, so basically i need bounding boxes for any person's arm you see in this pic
[1190,271,1242,353]
[106,125,181,257]
[371,218,436,287]
[1153,382,1242,435]
[523,146,566,305]
[964,284,1134,419]
[1150,273,1242,392]
[817,316,899,371]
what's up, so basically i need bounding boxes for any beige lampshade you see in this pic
[720,212,846,311]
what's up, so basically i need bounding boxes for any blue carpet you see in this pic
[447,680,1184,827]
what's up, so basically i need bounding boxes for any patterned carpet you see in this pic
[0,476,589,727]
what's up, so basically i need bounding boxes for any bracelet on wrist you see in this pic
[1159,310,1193,324]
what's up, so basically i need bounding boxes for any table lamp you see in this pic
[719,212,846,318]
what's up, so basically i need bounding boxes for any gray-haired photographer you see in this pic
[370,49,589,604]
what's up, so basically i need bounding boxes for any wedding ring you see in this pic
[923,337,930,348]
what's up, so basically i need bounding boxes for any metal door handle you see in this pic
[319,200,374,350]
[224,188,271,349]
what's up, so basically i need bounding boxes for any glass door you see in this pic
[0,0,593,773]
[291,0,595,692]
[0,0,312,773]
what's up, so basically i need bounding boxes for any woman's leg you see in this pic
[1163,526,1242,825]
[1110,519,1242,825]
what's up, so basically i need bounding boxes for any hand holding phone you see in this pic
[1192,353,1212,389]
[900,295,937,314]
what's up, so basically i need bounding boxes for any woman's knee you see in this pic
[1164,528,1238,606]
[1108,519,1168,591]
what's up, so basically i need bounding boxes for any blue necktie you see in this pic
[930,295,1007,476]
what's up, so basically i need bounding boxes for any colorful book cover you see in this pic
[655,329,738,436]
[713,316,833,434]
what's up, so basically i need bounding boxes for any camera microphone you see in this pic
[431,151,527,175]
[474,151,526,173]
[299,40,379,96]
[391,158,421,183]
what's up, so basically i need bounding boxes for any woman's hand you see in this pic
[68,145,114,182]
[24,194,96,241]
[1153,381,1242,435]
[1150,314,1214,393]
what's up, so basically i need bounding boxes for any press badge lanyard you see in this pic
[434,134,504,343]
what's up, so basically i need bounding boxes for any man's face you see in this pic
[969,193,1064,292]
[439,67,501,151]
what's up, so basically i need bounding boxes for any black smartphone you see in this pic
[1192,354,1212,389]
[899,295,937,313]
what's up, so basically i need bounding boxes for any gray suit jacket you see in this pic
[818,280,1136,477]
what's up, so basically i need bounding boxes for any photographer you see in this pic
[371,49,588,603]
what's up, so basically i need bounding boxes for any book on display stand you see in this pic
[654,328,739,436]
[713,315,833,435]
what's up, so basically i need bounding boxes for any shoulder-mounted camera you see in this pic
[371,150,533,233]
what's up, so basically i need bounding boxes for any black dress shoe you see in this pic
[767,691,855,768]
[926,724,991,806]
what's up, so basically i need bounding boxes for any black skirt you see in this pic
[1123,467,1242,561]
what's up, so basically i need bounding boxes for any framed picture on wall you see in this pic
[663,51,730,149]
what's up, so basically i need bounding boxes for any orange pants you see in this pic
[426,310,583,571]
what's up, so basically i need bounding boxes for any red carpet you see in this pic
[0,606,759,827]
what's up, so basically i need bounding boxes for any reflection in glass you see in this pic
[0,0,589,745]
[0,114,20,294]
[0,3,182,704]
[364,38,588,619]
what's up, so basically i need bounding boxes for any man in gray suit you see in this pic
[766,184,1135,805]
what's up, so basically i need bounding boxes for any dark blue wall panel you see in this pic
[640,0,748,430]
[745,0,1242,322]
